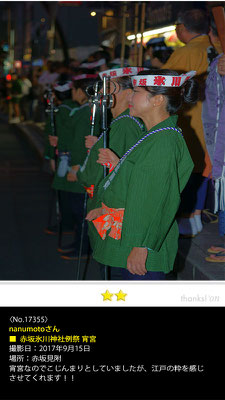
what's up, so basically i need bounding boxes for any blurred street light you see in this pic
[127,25,176,41]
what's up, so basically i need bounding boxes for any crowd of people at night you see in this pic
[2,8,225,279]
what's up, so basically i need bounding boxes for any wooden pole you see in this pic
[138,2,146,66]
[134,2,139,65]
[120,3,127,67]
[211,6,225,53]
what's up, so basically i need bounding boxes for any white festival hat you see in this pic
[53,81,73,92]
[72,74,98,81]
[80,59,106,69]
[99,66,148,80]
[131,70,196,88]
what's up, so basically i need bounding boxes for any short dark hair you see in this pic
[90,50,111,65]
[73,77,99,94]
[137,69,199,115]
[116,76,133,90]
[177,9,210,35]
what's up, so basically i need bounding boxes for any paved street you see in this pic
[0,118,101,280]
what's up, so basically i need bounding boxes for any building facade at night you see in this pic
[0,1,210,73]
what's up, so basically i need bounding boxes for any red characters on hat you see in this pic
[171,77,182,87]
[153,76,166,86]
[123,67,132,75]
[110,71,117,77]
[139,79,147,86]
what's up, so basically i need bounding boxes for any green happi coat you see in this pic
[48,102,100,194]
[43,99,78,162]
[77,108,145,250]
[62,103,101,193]
[90,115,194,273]
[77,109,144,192]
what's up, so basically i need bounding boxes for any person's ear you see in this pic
[126,88,133,97]
[153,94,165,107]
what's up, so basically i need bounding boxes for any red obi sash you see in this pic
[84,185,94,198]
[92,202,124,240]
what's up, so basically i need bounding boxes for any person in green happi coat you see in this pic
[86,69,196,280]
[58,74,101,260]
[69,67,146,278]
[76,67,146,201]
[43,79,79,236]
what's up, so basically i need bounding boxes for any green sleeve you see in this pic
[55,106,74,152]
[69,107,100,166]
[77,137,102,187]
[77,116,142,188]
[108,117,143,156]
[120,134,193,251]
[43,116,55,160]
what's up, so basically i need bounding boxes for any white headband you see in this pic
[54,82,72,92]
[132,71,196,87]
[72,74,98,81]
[80,59,106,69]
[99,67,148,80]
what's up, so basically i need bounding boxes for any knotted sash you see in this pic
[92,203,125,240]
